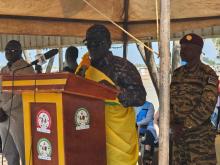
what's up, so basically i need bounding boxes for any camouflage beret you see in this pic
[180,33,203,48]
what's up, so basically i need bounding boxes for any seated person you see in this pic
[63,46,78,73]
[136,101,158,163]
[154,109,160,138]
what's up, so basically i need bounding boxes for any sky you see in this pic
[0,39,218,68]
[76,39,219,65]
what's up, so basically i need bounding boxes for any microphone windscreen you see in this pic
[44,49,59,60]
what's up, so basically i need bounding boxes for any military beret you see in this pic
[180,33,204,48]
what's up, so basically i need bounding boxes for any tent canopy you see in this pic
[0,0,219,42]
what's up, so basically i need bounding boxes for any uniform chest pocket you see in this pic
[184,76,204,84]
[182,78,205,93]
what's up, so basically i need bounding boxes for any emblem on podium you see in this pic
[36,110,51,134]
[75,108,90,130]
[37,138,52,160]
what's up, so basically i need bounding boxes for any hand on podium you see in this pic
[98,80,120,95]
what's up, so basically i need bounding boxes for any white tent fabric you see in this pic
[0,0,219,41]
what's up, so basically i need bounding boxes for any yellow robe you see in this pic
[76,54,138,165]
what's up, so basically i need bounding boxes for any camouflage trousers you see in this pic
[171,125,216,165]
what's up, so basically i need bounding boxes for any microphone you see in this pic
[30,49,58,66]
[11,49,58,73]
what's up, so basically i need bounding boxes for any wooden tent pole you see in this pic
[158,0,170,164]
[171,41,181,72]
[58,37,63,71]
[122,0,129,59]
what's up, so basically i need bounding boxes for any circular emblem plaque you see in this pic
[37,138,52,160]
[75,108,90,130]
[36,110,51,134]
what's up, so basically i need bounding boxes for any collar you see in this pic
[91,51,112,68]
[8,58,25,70]
[183,61,201,73]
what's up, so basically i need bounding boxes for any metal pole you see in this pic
[158,0,170,164]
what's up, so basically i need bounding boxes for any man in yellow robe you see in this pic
[77,24,146,165]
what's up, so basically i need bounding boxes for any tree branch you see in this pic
[137,42,159,97]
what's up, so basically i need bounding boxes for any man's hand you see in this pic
[98,80,121,91]
[99,80,116,88]
[0,108,8,122]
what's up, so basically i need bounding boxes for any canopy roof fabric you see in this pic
[0,0,219,42]
[0,26,219,51]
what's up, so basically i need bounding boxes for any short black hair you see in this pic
[5,40,22,51]
[65,46,78,59]
[85,24,111,42]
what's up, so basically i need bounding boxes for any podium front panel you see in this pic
[63,93,107,165]
[30,103,59,165]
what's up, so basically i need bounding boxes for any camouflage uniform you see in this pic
[91,51,146,107]
[170,62,218,165]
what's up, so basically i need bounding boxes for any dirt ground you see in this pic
[216,135,220,165]
[0,155,7,165]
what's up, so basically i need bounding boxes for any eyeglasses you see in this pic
[83,40,106,48]
[5,49,19,53]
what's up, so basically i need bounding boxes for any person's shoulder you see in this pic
[200,63,217,77]
[200,63,218,86]
[63,66,71,71]
[144,101,153,106]
[111,54,138,71]
[18,59,30,65]
[141,101,152,108]
[1,65,7,70]
[19,59,35,72]
[111,55,127,63]
[174,65,184,72]
[111,54,131,64]
[173,66,185,75]
[1,65,8,73]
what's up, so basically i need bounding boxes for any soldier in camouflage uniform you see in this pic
[170,33,218,165]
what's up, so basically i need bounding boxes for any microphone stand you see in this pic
[1,64,33,165]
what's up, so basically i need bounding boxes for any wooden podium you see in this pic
[1,72,118,165]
